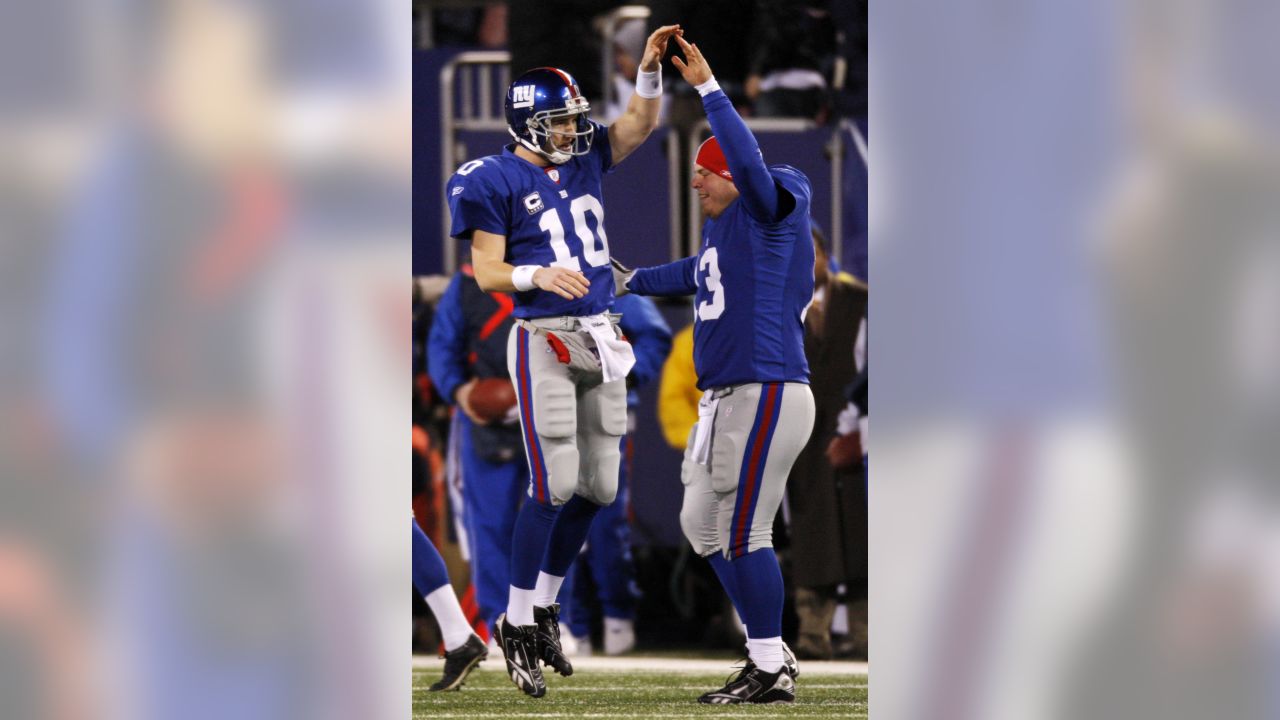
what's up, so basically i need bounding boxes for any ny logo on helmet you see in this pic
[512,85,535,109]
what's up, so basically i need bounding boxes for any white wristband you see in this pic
[511,265,540,292]
[635,69,662,98]
[695,77,721,97]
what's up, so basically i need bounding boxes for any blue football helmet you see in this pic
[504,67,594,165]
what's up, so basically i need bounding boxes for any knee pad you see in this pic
[745,523,775,556]
[585,447,619,505]
[597,380,628,437]
[541,440,580,505]
[679,489,719,557]
[709,434,743,494]
[531,378,576,438]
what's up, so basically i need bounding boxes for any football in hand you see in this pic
[466,377,517,423]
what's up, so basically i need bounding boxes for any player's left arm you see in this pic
[608,24,681,165]
[673,35,792,223]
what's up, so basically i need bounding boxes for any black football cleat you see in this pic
[428,634,488,691]
[697,665,796,704]
[783,641,799,679]
[533,603,574,676]
[738,641,800,680]
[494,614,547,698]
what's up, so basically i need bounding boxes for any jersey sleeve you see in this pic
[426,274,470,403]
[629,256,698,297]
[447,161,509,240]
[590,120,614,174]
[701,89,787,223]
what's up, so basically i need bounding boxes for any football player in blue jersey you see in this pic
[445,24,682,698]
[412,517,488,691]
[615,35,816,704]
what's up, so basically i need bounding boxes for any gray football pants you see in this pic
[680,382,815,559]
[507,322,628,506]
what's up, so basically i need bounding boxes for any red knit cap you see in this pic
[695,136,733,180]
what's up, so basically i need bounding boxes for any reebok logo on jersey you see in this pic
[451,186,464,196]
[512,85,535,108]
[523,192,544,214]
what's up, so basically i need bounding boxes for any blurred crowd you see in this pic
[416,0,866,126]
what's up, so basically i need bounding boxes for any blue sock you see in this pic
[707,551,745,622]
[510,499,561,590]
[542,494,603,577]
[411,517,450,596]
[732,548,785,638]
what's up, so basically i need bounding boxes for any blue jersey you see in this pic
[689,165,814,389]
[447,121,617,319]
[628,89,814,390]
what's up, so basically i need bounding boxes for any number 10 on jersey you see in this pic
[538,194,610,271]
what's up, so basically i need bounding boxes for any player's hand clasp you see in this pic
[533,266,590,300]
[609,257,634,296]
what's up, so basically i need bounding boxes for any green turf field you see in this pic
[413,665,868,718]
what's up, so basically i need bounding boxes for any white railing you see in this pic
[439,51,510,270]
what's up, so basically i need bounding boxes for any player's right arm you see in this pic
[470,230,590,300]
[672,35,791,223]
[447,161,591,300]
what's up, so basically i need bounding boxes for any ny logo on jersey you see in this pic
[523,192,545,214]
[512,85,535,109]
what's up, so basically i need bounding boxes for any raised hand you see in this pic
[533,266,590,300]
[640,24,682,73]
[670,34,713,87]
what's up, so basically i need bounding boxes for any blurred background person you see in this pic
[411,517,487,691]
[783,227,867,660]
[657,316,701,453]
[426,260,526,642]
[506,1,625,104]
[746,0,837,122]
[648,0,756,125]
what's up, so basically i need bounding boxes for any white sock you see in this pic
[533,571,565,608]
[603,616,636,655]
[747,636,785,674]
[424,585,474,652]
[506,586,537,626]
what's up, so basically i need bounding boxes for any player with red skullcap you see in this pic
[611,34,815,705]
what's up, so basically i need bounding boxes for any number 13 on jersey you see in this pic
[698,247,725,321]
[537,194,610,271]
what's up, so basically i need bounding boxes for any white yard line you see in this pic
[414,684,865,693]
[412,654,868,676]
[417,707,860,712]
